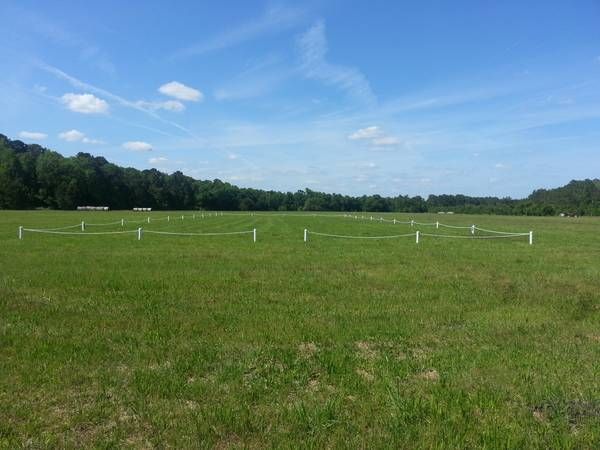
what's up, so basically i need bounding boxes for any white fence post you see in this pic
[147,216,150,224]
[436,221,439,229]
[416,230,420,244]
[18,226,23,240]
[370,216,373,221]
[181,215,184,220]
[529,231,533,245]
[304,229,308,242]
[393,218,396,224]
[253,228,257,243]
[137,227,142,240]
[81,221,85,231]
[167,216,170,222]
[121,218,124,227]
[471,224,475,235]
[411,220,414,227]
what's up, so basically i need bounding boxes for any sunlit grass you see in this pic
[1,211,599,448]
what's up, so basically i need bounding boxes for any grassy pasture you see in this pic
[0,210,599,448]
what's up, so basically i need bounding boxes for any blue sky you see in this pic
[1,0,599,198]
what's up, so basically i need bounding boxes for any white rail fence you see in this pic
[18,225,257,242]
[17,212,533,245]
[340,214,532,243]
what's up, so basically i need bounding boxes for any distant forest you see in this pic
[1,133,599,215]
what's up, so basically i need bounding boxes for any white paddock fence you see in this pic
[304,229,533,244]
[341,214,533,244]
[18,225,257,242]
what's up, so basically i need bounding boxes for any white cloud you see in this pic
[372,136,400,146]
[297,20,375,103]
[61,93,108,114]
[149,157,168,164]
[348,126,381,140]
[158,81,203,102]
[135,99,185,112]
[58,129,85,141]
[495,163,509,169]
[227,153,239,160]
[19,131,47,140]
[349,126,400,147]
[123,141,153,152]
[58,129,103,144]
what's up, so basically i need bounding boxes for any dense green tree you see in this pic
[0,133,598,215]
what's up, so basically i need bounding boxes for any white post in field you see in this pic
[529,231,533,245]
[304,229,308,242]
[436,221,439,229]
[416,230,420,244]
[411,220,414,227]
[167,216,170,222]
[147,216,150,224]
[81,221,85,231]
[181,215,184,220]
[471,224,475,235]
[18,226,23,240]
[370,216,373,221]
[137,227,142,240]
[121,218,124,227]
[393,218,396,224]
[253,228,257,243]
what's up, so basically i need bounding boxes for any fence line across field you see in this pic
[305,229,533,244]
[342,213,529,236]
[18,226,257,242]
[20,228,137,237]
[144,229,257,242]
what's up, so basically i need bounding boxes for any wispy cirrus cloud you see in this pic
[172,5,305,58]
[297,20,375,104]
[214,55,290,101]
[135,100,185,112]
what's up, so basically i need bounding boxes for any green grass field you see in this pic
[1,211,599,448]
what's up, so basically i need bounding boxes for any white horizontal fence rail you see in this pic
[22,223,82,231]
[84,220,123,226]
[304,229,417,241]
[143,229,255,237]
[19,228,137,239]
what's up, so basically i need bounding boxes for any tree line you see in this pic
[1,133,599,215]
